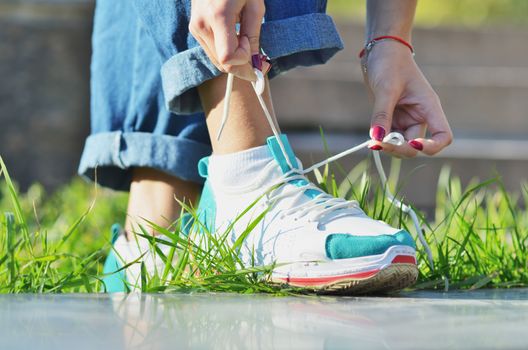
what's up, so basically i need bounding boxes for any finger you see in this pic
[212,16,250,67]
[223,62,255,81]
[199,31,255,80]
[189,4,255,80]
[193,30,224,71]
[240,0,265,55]
[222,35,255,80]
[369,91,398,146]
[410,100,453,156]
[369,122,425,158]
[404,123,427,154]
[189,17,225,71]
[370,140,418,159]
[404,123,427,142]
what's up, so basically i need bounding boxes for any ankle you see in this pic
[125,167,200,235]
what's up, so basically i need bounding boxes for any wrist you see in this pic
[359,36,414,59]
[360,40,414,74]
[366,30,411,44]
[359,36,414,74]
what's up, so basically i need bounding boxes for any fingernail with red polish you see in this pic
[371,125,386,141]
[409,140,424,151]
[251,54,262,71]
[370,145,383,151]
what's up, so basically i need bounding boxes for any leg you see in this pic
[198,74,277,154]
[195,68,418,293]
[79,0,211,234]
[125,168,202,235]
[99,0,349,292]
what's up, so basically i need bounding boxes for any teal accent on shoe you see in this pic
[325,230,416,260]
[197,180,216,232]
[267,134,299,173]
[102,249,127,292]
[102,225,127,292]
[180,212,194,237]
[110,223,121,244]
[267,134,321,199]
[197,157,217,232]
[198,156,210,178]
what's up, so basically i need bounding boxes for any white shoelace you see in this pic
[261,169,363,222]
[217,71,434,269]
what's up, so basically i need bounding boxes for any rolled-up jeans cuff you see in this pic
[161,12,343,114]
[78,131,212,191]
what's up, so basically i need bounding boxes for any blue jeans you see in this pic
[78,0,343,191]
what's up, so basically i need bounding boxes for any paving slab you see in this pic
[0,289,527,350]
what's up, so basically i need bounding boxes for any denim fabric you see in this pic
[161,0,344,114]
[79,0,343,191]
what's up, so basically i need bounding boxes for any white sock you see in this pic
[207,144,273,188]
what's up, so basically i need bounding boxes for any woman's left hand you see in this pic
[363,40,453,158]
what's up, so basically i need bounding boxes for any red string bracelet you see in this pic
[358,35,414,59]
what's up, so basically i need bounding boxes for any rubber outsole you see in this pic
[270,262,419,295]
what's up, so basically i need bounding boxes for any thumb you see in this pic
[240,0,265,55]
[370,93,397,142]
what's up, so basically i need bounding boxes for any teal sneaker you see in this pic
[101,224,128,293]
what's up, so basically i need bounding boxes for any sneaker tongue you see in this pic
[266,134,299,173]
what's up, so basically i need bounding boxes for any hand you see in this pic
[363,41,453,157]
[189,0,266,81]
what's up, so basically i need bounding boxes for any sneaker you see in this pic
[102,224,170,292]
[196,134,418,294]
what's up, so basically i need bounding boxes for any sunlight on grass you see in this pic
[1,153,527,293]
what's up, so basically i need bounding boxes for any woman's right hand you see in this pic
[189,0,265,81]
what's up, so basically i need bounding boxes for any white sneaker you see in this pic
[195,134,418,294]
[102,224,171,292]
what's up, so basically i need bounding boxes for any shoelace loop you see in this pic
[218,70,434,270]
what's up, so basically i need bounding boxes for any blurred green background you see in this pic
[329,0,528,27]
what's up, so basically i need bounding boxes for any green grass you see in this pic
[1,154,527,294]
